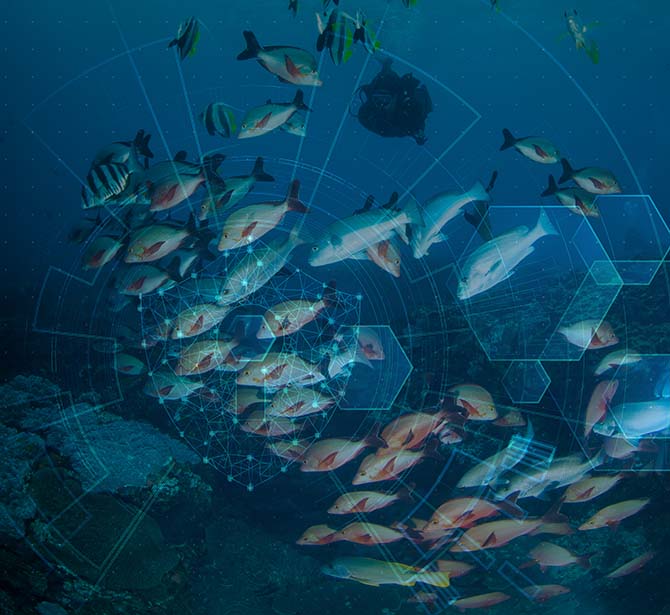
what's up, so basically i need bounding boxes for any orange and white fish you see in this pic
[605,551,654,579]
[578,499,650,531]
[217,180,308,251]
[357,327,385,360]
[83,236,123,269]
[321,557,451,588]
[170,304,232,339]
[113,353,146,376]
[584,379,619,437]
[241,410,301,438]
[603,435,656,460]
[435,560,475,579]
[352,443,441,485]
[493,409,526,427]
[175,338,239,375]
[237,352,324,388]
[563,473,624,503]
[232,387,265,415]
[447,384,497,421]
[558,320,619,350]
[530,521,575,537]
[143,371,206,400]
[328,488,410,514]
[366,239,401,278]
[450,512,561,553]
[257,283,336,339]
[594,349,642,376]
[451,592,511,611]
[336,521,405,545]
[266,438,310,462]
[296,524,340,546]
[301,429,386,472]
[266,386,336,418]
[380,410,448,450]
[424,497,519,531]
[523,541,592,571]
[522,584,571,602]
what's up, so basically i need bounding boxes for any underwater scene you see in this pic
[2,0,670,613]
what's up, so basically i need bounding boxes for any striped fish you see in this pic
[81,162,130,209]
[200,103,236,138]
[317,9,356,65]
[168,17,200,61]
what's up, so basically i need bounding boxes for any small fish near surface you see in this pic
[500,128,560,164]
[237,30,322,86]
[237,352,324,389]
[578,498,650,531]
[238,90,311,139]
[559,158,621,195]
[457,209,558,300]
[125,216,210,264]
[170,303,232,340]
[217,179,308,251]
[200,102,237,138]
[168,16,200,61]
[541,175,599,217]
[564,9,599,64]
[327,488,410,515]
[300,428,386,472]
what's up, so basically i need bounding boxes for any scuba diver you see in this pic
[352,58,432,145]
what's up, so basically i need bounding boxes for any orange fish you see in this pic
[522,584,571,602]
[435,560,475,578]
[584,380,619,437]
[448,384,497,421]
[563,473,624,503]
[522,541,593,571]
[381,410,448,449]
[336,522,405,545]
[240,411,301,437]
[424,496,520,531]
[451,592,510,611]
[352,442,441,485]
[578,498,650,531]
[296,524,340,546]
[300,428,386,472]
[605,551,654,579]
[328,488,410,514]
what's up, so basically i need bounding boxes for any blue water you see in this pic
[2,1,670,614]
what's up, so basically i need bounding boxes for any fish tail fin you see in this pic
[577,552,595,569]
[365,422,387,449]
[586,40,599,64]
[468,181,490,204]
[322,280,339,309]
[423,438,443,461]
[417,570,451,588]
[559,158,574,184]
[288,221,312,247]
[542,497,568,525]
[500,128,517,151]
[497,491,525,519]
[485,170,499,193]
[237,30,262,60]
[293,89,311,112]
[251,157,275,182]
[541,174,559,197]
[535,209,558,239]
[285,179,309,213]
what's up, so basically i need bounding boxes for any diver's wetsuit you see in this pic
[357,60,432,145]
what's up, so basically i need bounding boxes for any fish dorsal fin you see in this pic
[354,496,370,512]
[401,429,415,447]
[381,456,397,476]
[482,531,497,547]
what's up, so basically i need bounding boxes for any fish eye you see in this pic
[311,246,318,252]
[223,232,229,239]
[394,259,400,265]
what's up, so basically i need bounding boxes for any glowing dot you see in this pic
[315,432,321,438]
[203,457,209,464]
[227,475,233,482]
[328,318,335,325]
[356,294,362,301]
[246,454,253,461]
[291,439,299,446]
[209,430,215,437]
[179,431,185,437]
[247,483,254,492]
[281,466,287,473]
[232,417,239,425]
